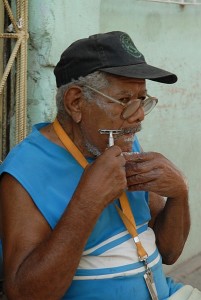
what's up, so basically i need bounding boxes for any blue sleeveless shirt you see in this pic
[0,123,183,299]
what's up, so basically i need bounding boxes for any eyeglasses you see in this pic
[85,85,158,119]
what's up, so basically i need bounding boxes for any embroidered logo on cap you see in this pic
[120,33,142,58]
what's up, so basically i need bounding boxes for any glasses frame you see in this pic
[85,85,158,119]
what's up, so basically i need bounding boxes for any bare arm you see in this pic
[125,152,190,265]
[0,146,126,300]
[148,191,190,264]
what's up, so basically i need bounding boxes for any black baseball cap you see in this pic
[54,31,177,87]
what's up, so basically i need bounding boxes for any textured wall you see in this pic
[27,0,201,268]
[0,1,4,158]
[27,0,102,131]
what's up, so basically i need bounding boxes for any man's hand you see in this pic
[124,151,190,264]
[124,152,188,198]
[76,145,127,209]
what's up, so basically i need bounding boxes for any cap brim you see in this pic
[100,63,177,84]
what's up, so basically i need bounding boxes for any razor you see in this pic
[99,129,122,147]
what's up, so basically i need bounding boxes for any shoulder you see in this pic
[0,122,58,177]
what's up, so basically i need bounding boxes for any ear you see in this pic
[63,86,83,123]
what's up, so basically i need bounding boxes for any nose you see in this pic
[124,106,145,124]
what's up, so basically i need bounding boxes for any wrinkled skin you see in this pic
[0,75,190,300]
[125,151,187,198]
[73,146,127,208]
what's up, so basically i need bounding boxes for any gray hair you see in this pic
[56,71,109,116]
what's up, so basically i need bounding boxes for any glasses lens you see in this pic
[121,97,158,119]
[121,99,141,119]
[143,97,158,115]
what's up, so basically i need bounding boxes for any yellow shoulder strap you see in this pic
[53,118,148,260]
[53,118,88,169]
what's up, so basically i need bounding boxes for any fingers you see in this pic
[123,151,155,162]
[124,152,164,168]
[127,169,162,187]
[122,151,187,198]
[125,152,165,177]
[127,182,150,192]
[104,145,126,166]
[82,146,127,205]
[125,159,153,177]
[105,145,123,157]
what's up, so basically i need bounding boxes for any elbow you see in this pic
[156,236,187,265]
[4,279,30,300]
[157,240,185,265]
[161,249,183,265]
[162,255,178,265]
[4,277,67,300]
[4,282,21,300]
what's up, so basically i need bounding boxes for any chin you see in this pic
[118,142,133,153]
[116,136,135,152]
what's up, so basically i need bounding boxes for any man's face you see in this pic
[79,76,146,156]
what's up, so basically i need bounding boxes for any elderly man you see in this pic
[0,31,191,299]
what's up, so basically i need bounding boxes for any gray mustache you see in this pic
[117,123,142,136]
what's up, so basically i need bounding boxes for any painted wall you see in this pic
[26,0,201,269]
[0,1,4,159]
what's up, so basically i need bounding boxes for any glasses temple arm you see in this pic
[85,85,125,106]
